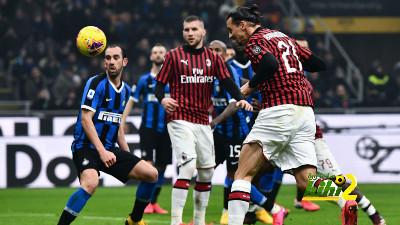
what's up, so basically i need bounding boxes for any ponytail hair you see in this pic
[227,4,261,26]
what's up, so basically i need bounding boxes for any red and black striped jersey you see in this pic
[245,27,313,109]
[155,45,230,124]
[305,78,323,139]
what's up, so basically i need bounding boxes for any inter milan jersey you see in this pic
[155,45,230,125]
[131,72,170,133]
[228,59,262,123]
[212,63,252,138]
[244,27,314,109]
[72,73,131,152]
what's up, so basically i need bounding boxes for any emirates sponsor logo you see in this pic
[181,75,215,84]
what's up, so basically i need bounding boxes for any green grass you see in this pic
[0,184,398,225]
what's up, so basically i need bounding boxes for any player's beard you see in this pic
[107,67,122,79]
[186,38,201,48]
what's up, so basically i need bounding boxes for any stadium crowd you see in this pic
[1,0,399,109]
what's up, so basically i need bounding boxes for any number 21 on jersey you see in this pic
[278,40,302,73]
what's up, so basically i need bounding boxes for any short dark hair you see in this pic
[227,4,261,26]
[184,15,204,24]
[105,43,127,58]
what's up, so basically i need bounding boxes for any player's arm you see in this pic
[301,54,326,72]
[155,81,178,114]
[81,109,116,168]
[121,99,134,134]
[154,51,178,114]
[294,41,326,72]
[210,101,239,129]
[240,52,279,97]
[219,78,252,111]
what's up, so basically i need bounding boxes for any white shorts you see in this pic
[167,120,215,169]
[315,138,342,176]
[243,104,317,172]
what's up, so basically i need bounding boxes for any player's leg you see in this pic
[341,183,386,225]
[213,132,230,224]
[138,127,158,214]
[316,138,385,224]
[58,149,100,225]
[150,130,173,214]
[104,148,157,225]
[168,120,198,225]
[192,124,215,225]
[228,142,266,225]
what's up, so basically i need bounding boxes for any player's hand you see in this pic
[99,149,116,168]
[210,120,217,129]
[251,98,261,113]
[161,98,179,114]
[240,82,254,98]
[236,100,253,111]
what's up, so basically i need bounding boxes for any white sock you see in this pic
[171,180,190,225]
[358,196,376,216]
[193,182,212,225]
[270,204,281,214]
[228,180,251,225]
[248,203,257,212]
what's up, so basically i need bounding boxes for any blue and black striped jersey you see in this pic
[212,63,252,138]
[72,73,131,152]
[131,72,170,133]
[229,59,262,124]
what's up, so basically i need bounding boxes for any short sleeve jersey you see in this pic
[244,27,314,109]
[155,45,230,125]
[72,73,131,152]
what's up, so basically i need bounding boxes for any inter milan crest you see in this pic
[252,46,261,55]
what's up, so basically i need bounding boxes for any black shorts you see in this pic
[73,147,141,183]
[139,127,172,166]
[214,132,245,171]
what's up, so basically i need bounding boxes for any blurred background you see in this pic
[1,0,400,112]
[0,0,400,189]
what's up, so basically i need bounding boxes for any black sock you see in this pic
[297,187,304,201]
[224,186,230,210]
[130,199,149,222]
[58,210,77,225]
[269,181,281,203]
[261,198,275,212]
[151,187,161,204]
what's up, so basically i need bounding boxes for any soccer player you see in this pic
[226,4,358,225]
[57,44,158,225]
[209,40,273,225]
[154,15,252,225]
[122,44,171,214]
[226,44,236,62]
[298,38,386,225]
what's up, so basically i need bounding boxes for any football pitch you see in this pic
[1,183,398,225]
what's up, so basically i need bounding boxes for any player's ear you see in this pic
[123,58,128,67]
[203,29,207,37]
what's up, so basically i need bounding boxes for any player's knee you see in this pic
[81,180,99,195]
[177,159,196,180]
[197,168,214,182]
[146,166,158,182]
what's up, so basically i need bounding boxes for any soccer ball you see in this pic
[76,26,107,57]
[334,174,346,186]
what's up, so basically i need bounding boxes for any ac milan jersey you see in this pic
[244,27,313,109]
[155,45,230,125]
[305,78,323,139]
[72,73,131,152]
